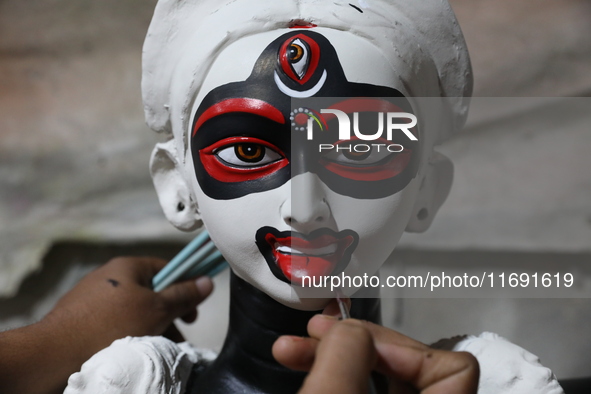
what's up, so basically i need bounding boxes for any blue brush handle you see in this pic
[152,230,211,289]
[152,231,228,292]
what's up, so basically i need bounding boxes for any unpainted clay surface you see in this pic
[453,332,564,394]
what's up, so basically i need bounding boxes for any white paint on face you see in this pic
[191,169,421,310]
[184,29,427,310]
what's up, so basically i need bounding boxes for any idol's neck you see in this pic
[188,271,383,394]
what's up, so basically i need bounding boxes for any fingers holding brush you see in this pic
[274,315,479,394]
[298,319,376,394]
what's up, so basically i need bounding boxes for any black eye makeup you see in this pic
[190,30,421,200]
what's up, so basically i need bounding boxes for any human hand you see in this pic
[273,314,479,394]
[0,256,213,394]
[44,256,213,364]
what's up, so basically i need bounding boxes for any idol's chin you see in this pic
[269,290,335,311]
[233,269,336,311]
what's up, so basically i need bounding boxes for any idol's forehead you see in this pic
[188,27,409,137]
[144,0,472,145]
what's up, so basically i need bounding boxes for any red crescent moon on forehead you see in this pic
[279,33,321,85]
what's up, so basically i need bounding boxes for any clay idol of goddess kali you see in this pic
[64,1,563,393]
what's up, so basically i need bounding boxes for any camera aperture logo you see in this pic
[292,98,418,155]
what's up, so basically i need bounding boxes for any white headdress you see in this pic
[142,0,472,144]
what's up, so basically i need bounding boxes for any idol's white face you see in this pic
[185,28,424,310]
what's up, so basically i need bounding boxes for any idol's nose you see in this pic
[280,173,331,232]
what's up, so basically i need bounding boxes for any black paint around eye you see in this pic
[192,112,292,200]
[342,147,372,161]
[191,30,421,201]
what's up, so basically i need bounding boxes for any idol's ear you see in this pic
[150,140,202,231]
[405,151,453,233]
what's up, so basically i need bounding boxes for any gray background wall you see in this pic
[1,0,590,379]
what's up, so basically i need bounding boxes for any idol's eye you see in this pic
[321,141,404,166]
[341,149,371,161]
[216,143,283,168]
[287,38,310,79]
[234,144,263,162]
[288,43,304,62]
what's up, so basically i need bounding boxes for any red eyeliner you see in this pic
[199,137,288,183]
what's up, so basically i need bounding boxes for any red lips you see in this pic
[264,232,355,285]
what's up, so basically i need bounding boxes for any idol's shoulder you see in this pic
[64,336,216,394]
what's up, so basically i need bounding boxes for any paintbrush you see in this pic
[335,287,379,394]
[152,230,228,292]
